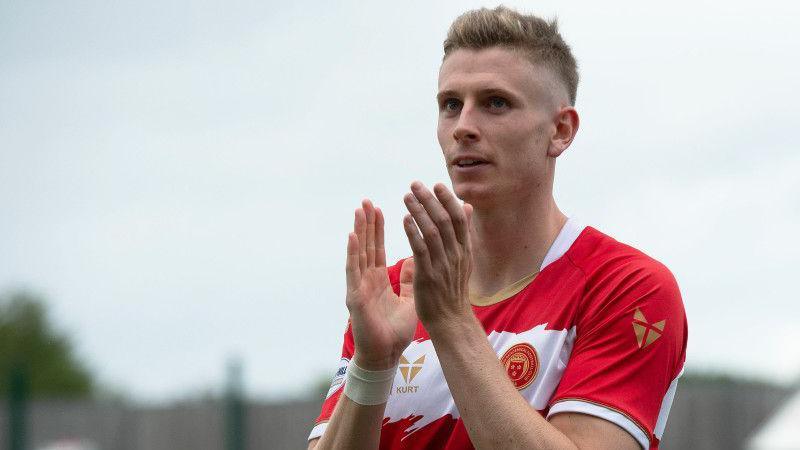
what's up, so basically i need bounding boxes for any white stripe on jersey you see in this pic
[384,323,577,437]
[548,400,649,449]
[541,217,585,271]
[654,369,683,439]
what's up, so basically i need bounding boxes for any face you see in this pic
[437,47,573,207]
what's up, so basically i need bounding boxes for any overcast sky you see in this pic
[1,0,799,402]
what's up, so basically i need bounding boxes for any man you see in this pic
[308,6,686,450]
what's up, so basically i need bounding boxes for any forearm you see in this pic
[312,394,385,450]
[314,199,417,449]
[428,315,578,450]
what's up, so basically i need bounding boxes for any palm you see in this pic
[351,261,416,360]
[345,201,417,370]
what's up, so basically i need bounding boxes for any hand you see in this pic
[345,199,418,371]
[402,182,474,328]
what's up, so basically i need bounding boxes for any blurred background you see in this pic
[1,0,798,449]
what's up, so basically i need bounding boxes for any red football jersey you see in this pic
[310,219,688,449]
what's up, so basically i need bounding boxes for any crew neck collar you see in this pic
[540,217,585,271]
[469,217,586,307]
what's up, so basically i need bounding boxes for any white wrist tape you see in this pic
[343,361,397,406]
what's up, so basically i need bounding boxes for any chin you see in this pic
[453,182,495,207]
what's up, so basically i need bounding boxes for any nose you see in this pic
[453,104,480,143]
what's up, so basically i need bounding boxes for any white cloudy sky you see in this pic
[1,0,798,401]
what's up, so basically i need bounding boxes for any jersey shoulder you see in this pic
[567,226,679,292]
[565,226,686,339]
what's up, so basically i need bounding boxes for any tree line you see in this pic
[1,291,93,398]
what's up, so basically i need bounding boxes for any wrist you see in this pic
[353,353,401,372]
[425,309,482,342]
[421,302,477,335]
[343,359,397,406]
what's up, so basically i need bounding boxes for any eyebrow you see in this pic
[436,90,458,104]
[436,87,519,103]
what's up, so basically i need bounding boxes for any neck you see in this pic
[468,192,567,298]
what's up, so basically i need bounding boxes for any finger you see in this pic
[398,257,415,299]
[354,208,367,273]
[463,203,474,270]
[362,199,376,267]
[433,183,469,246]
[402,213,433,273]
[345,232,361,289]
[463,202,474,243]
[375,207,386,267]
[404,191,447,263]
[410,182,459,254]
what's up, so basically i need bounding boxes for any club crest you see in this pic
[500,343,539,390]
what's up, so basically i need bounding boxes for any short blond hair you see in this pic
[443,6,579,105]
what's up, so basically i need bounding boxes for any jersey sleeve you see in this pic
[307,320,355,441]
[546,257,688,449]
[308,259,408,442]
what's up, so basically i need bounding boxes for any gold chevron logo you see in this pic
[399,355,426,384]
[632,308,665,349]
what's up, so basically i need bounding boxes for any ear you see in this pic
[547,106,579,158]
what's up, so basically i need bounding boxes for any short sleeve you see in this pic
[547,258,688,449]
[308,259,407,442]
[308,321,355,441]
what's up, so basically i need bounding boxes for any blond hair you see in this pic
[443,6,579,105]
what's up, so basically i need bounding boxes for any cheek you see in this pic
[496,123,550,182]
[498,123,542,160]
[522,119,551,156]
[437,119,451,148]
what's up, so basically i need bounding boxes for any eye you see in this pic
[487,96,508,109]
[441,98,462,112]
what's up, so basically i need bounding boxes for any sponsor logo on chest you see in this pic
[396,354,426,394]
[384,325,576,435]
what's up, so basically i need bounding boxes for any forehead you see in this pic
[438,47,560,101]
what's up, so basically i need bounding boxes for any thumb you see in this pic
[399,257,415,298]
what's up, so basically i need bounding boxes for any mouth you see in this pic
[453,157,489,168]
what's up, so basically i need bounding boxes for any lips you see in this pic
[456,159,485,167]
[452,155,489,168]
